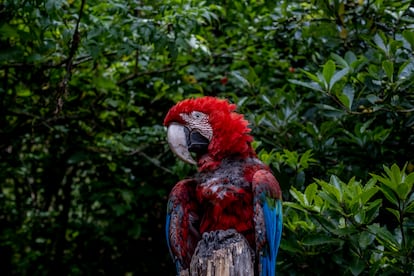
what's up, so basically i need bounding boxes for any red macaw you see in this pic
[164,96,283,275]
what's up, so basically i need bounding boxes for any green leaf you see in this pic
[382,60,394,81]
[386,207,401,222]
[349,257,365,276]
[303,69,323,83]
[387,164,402,187]
[406,201,414,213]
[373,32,388,54]
[302,233,342,246]
[323,60,336,90]
[283,202,308,213]
[279,240,302,254]
[231,71,250,87]
[371,164,413,202]
[318,191,341,210]
[331,53,349,68]
[107,162,117,172]
[367,224,400,252]
[289,186,306,206]
[0,23,19,39]
[398,60,414,80]
[354,209,365,224]
[380,185,399,206]
[336,84,354,110]
[330,175,343,201]
[364,199,382,224]
[304,183,318,205]
[315,103,346,118]
[299,149,316,169]
[120,190,134,205]
[358,231,376,250]
[403,30,414,50]
[16,87,32,97]
[396,182,411,201]
[361,179,379,204]
[329,67,349,89]
[344,51,357,64]
[289,79,324,93]
[316,177,345,211]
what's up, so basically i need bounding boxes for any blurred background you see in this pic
[1,0,413,275]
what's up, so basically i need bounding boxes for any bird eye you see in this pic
[191,111,203,119]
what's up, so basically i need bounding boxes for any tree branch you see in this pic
[54,0,86,114]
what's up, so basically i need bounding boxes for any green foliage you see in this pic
[283,164,414,274]
[1,0,413,275]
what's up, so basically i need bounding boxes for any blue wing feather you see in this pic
[261,199,283,276]
[165,203,181,272]
[166,211,172,256]
[253,169,283,276]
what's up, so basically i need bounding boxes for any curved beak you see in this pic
[167,123,197,165]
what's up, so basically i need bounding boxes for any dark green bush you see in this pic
[0,0,413,274]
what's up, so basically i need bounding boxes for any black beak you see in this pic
[184,128,209,154]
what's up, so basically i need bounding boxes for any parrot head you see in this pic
[164,96,255,169]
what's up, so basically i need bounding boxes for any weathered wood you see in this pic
[179,229,254,276]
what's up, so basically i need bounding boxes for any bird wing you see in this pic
[252,169,283,276]
[166,178,200,273]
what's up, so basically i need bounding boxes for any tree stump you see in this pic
[180,229,254,276]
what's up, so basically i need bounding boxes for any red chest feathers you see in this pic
[194,158,265,243]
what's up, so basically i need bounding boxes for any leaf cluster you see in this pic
[0,0,413,275]
[283,164,414,275]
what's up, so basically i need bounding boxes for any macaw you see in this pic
[164,96,283,275]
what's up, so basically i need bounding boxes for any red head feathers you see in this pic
[164,96,255,170]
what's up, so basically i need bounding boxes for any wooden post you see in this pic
[180,229,254,276]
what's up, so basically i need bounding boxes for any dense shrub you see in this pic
[0,0,413,274]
